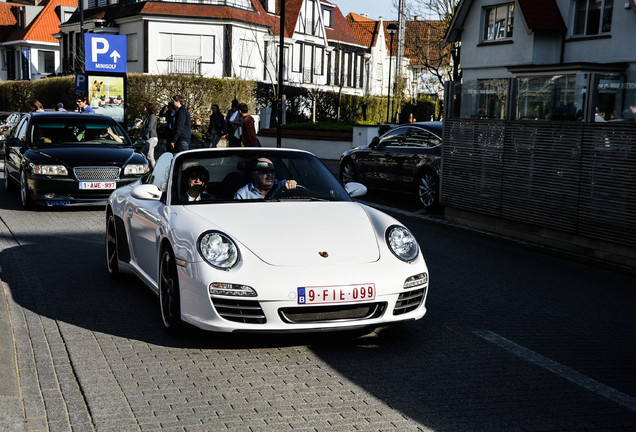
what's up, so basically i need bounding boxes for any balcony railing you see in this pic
[165,55,202,75]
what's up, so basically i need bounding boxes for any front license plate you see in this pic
[297,284,375,305]
[79,181,116,190]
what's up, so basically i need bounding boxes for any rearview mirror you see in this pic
[345,182,367,198]
[369,136,380,149]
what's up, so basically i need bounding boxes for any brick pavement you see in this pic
[2,182,636,432]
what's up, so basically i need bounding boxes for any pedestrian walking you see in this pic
[76,95,95,113]
[169,95,191,153]
[207,104,226,148]
[239,103,259,147]
[29,100,44,112]
[226,99,243,147]
[140,102,158,167]
[159,101,176,142]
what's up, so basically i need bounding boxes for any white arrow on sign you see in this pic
[110,50,121,63]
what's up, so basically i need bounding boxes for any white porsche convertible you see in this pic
[106,148,429,334]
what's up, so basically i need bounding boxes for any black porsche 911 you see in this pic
[339,121,443,209]
[3,112,149,209]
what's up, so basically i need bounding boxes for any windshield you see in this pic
[31,118,129,146]
[170,150,351,204]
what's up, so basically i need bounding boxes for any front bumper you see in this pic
[26,175,141,206]
[178,258,429,333]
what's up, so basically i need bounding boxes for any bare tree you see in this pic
[406,0,460,84]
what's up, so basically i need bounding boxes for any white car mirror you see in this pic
[345,182,367,198]
[131,184,162,200]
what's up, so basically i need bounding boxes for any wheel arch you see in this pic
[106,206,131,263]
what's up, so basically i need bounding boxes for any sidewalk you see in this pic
[0,257,25,431]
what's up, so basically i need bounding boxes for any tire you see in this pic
[20,170,33,209]
[3,160,14,192]
[159,248,183,335]
[340,159,357,184]
[106,212,120,278]
[417,171,439,209]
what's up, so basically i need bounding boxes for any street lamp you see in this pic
[386,23,398,124]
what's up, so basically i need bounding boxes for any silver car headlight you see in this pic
[32,164,68,175]
[386,225,419,262]
[124,164,147,175]
[198,231,239,270]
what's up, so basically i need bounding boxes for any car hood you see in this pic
[28,145,135,166]
[184,201,381,266]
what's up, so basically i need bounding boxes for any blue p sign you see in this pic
[84,34,127,73]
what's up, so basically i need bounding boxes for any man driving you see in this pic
[234,157,297,199]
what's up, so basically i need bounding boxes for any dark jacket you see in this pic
[172,105,191,143]
[140,113,158,139]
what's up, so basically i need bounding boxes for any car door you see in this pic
[4,115,30,182]
[356,127,409,187]
[126,153,173,284]
[395,126,443,184]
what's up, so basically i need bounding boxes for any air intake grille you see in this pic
[74,167,120,181]
[279,303,386,324]
[211,299,266,324]
[393,289,426,315]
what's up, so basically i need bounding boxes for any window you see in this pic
[38,51,55,74]
[483,4,514,41]
[404,128,442,148]
[516,75,582,121]
[126,33,138,61]
[314,47,323,75]
[572,0,613,36]
[292,42,302,73]
[322,7,333,28]
[239,39,256,69]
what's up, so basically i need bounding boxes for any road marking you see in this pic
[474,330,636,413]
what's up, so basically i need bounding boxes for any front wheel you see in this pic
[417,171,439,209]
[159,248,183,335]
[3,160,15,192]
[20,170,33,209]
[340,160,357,184]
[106,212,120,278]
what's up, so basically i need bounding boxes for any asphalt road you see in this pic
[1,179,636,432]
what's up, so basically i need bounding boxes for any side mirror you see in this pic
[131,184,162,201]
[345,182,367,198]
[369,136,381,149]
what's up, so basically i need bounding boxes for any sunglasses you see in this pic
[257,168,276,175]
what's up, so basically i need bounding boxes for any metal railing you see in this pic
[165,55,202,75]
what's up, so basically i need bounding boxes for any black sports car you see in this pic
[339,122,443,209]
[3,112,149,209]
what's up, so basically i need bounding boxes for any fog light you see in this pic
[209,282,256,297]
[404,273,427,289]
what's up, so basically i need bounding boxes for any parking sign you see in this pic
[84,34,127,73]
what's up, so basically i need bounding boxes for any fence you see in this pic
[442,119,636,253]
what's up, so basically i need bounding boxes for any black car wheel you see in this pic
[417,171,439,209]
[20,170,33,209]
[106,212,120,278]
[3,160,14,192]
[159,247,182,334]
[340,159,357,184]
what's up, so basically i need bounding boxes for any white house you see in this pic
[57,0,368,96]
[446,0,636,120]
[0,0,76,81]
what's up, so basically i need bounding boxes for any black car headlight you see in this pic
[32,164,68,175]
[198,231,239,270]
[385,225,419,262]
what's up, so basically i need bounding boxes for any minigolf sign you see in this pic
[84,34,127,74]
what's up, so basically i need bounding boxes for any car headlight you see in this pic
[385,225,419,262]
[198,231,239,270]
[32,164,68,176]
[124,164,147,175]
